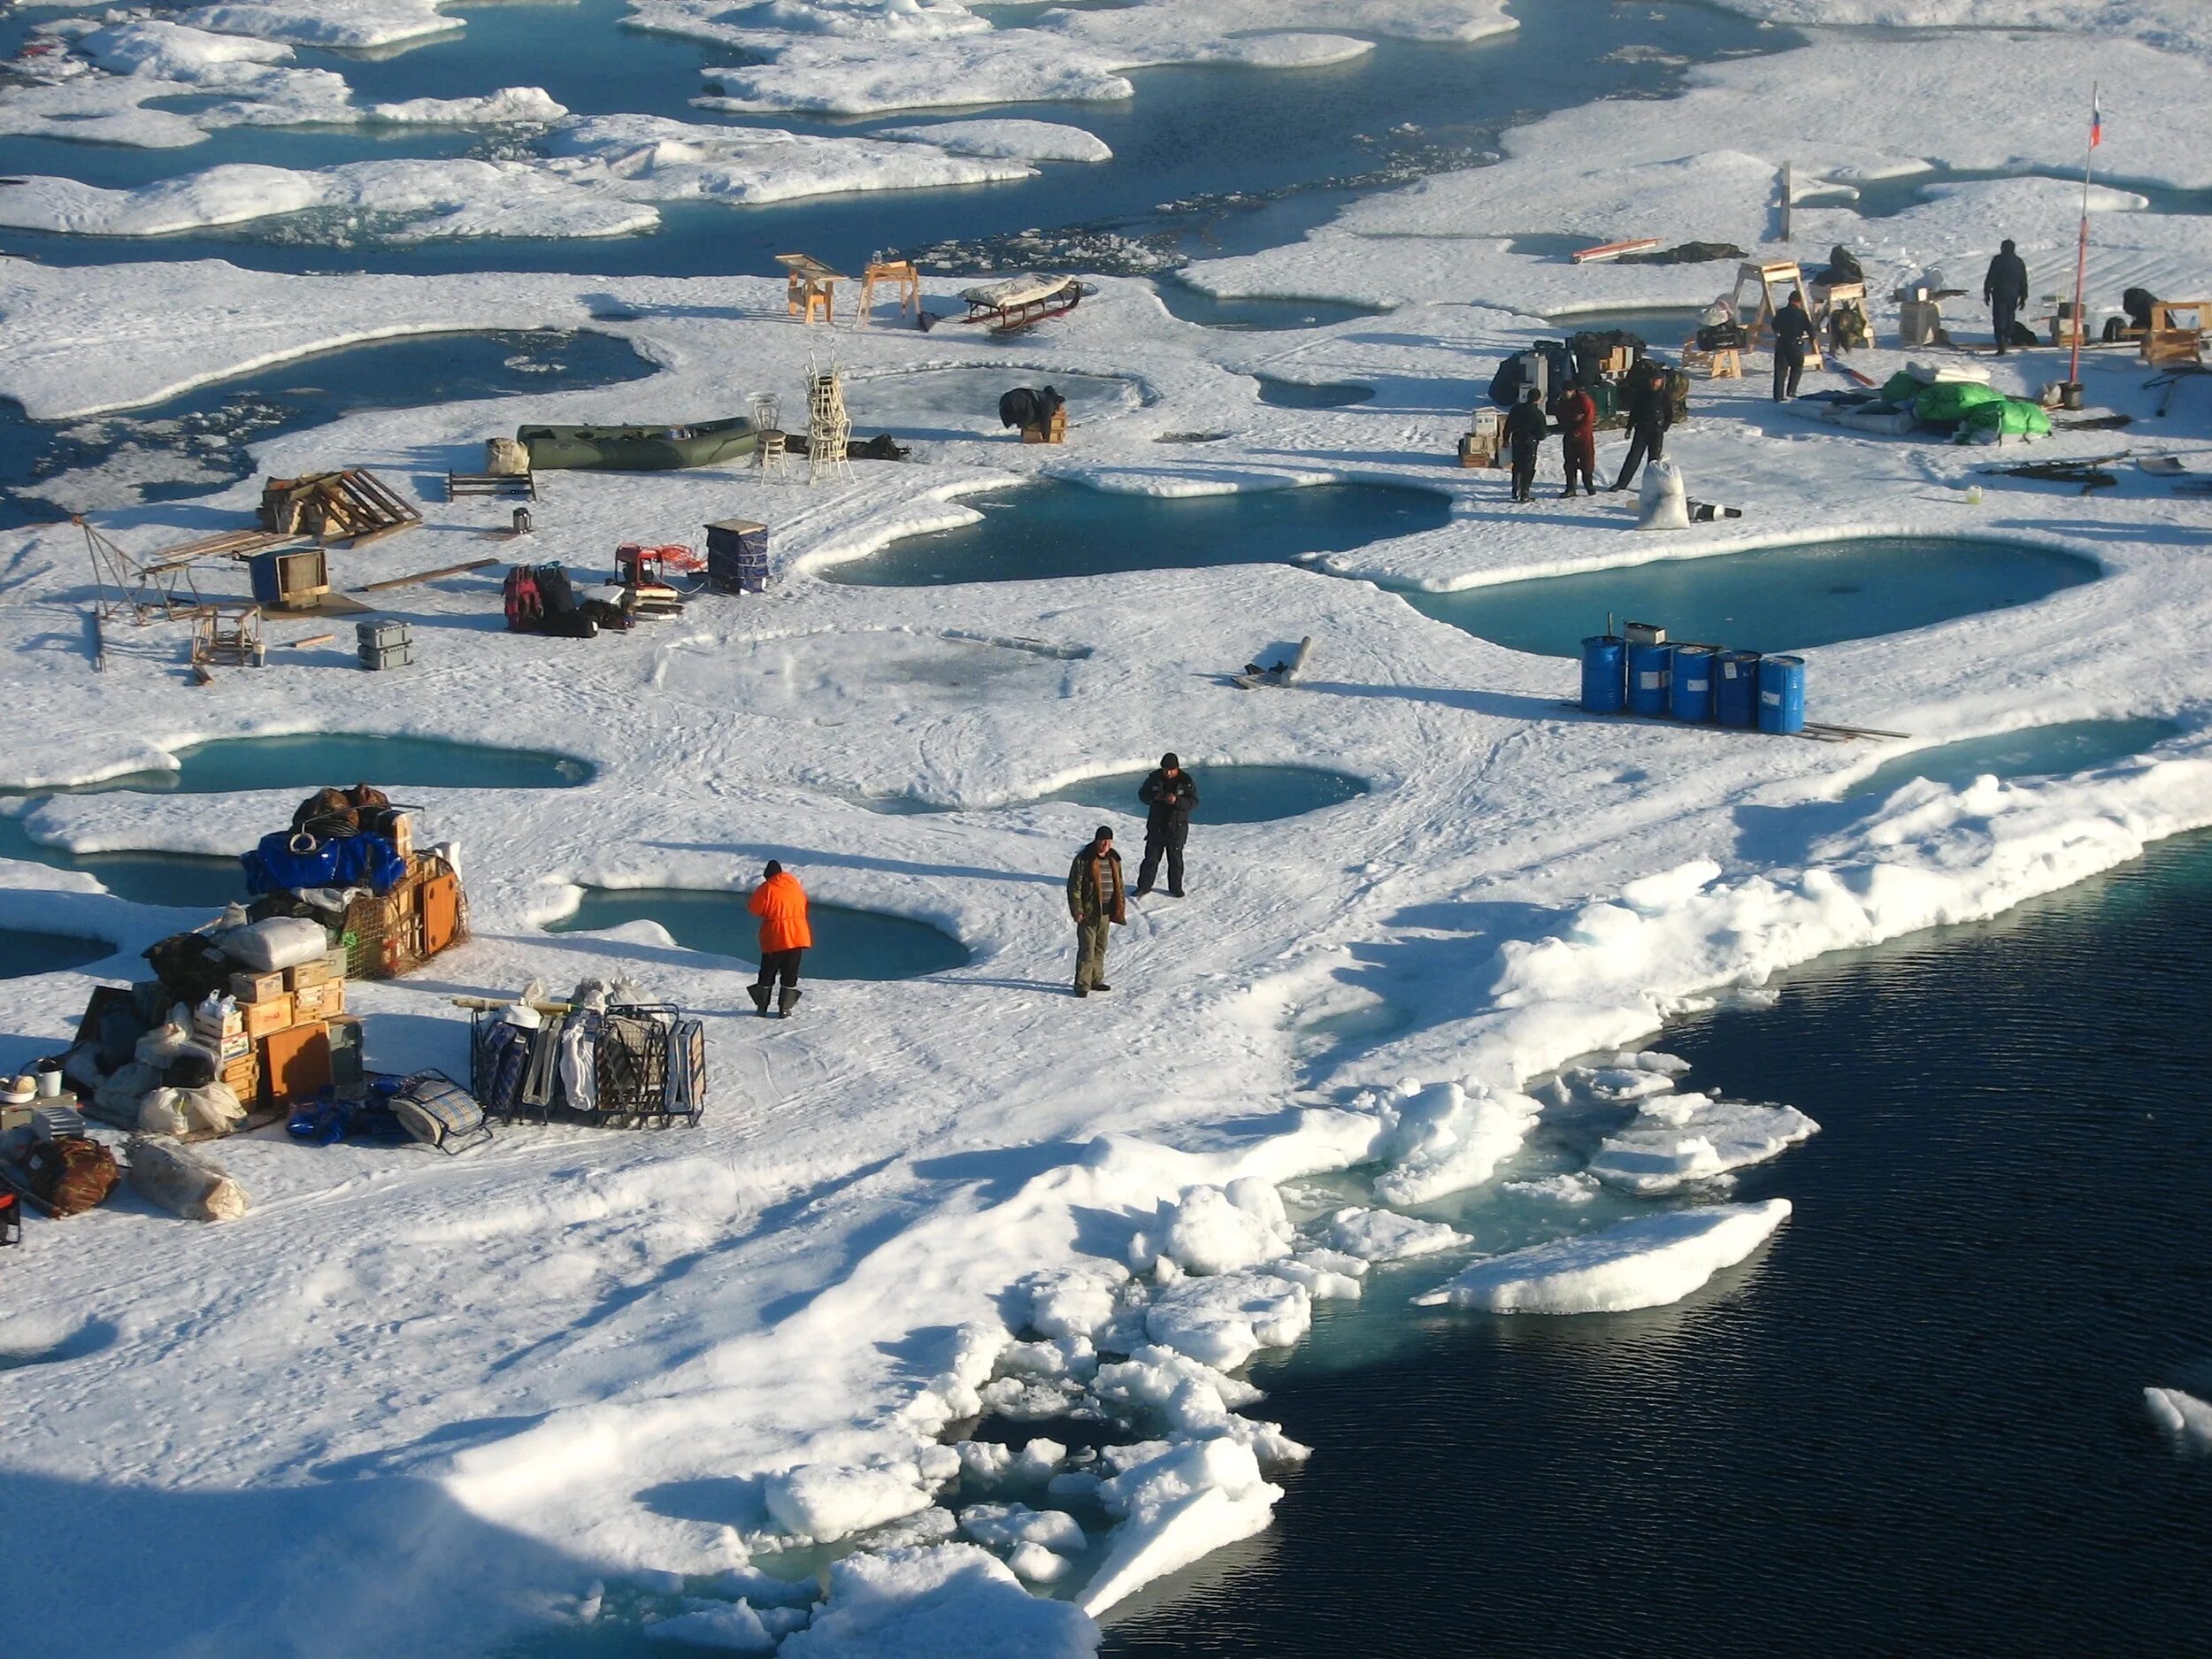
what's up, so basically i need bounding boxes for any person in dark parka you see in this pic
[1771,289,1815,402]
[1502,386,1548,503]
[1984,239,2030,355]
[1134,753,1200,898]
[1067,825,1126,995]
[1611,357,1672,490]
[1553,381,1598,497]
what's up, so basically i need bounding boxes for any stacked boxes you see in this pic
[357,619,413,672]
[215,947,357,1110]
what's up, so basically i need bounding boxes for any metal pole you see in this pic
[2068,81,2096,386]
[1781,161,1793,242]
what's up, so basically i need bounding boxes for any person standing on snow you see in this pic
[1067,825,1126,996]
[1554,380,1598,497]
[1134,753,1201,898]
[1611,357,1672,490]
[1771,289,1815,402]
[1503,385,1548,503]
[747,859,811,1018]
[1984,238,2030,354]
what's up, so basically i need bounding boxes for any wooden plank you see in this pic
[1571,237,1663,265]
[351,557,498,594]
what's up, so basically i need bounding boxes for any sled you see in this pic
[1571,238,1661,265]
[1233,635,1313,689]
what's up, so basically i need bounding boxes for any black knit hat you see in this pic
[1161,751,1179,769]
[1094,825,1114,841]
[764,859,782,878]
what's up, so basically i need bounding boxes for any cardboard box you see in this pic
[244,994,295,1041]
[286,957,334,993]
[206,1031,251,1064]
[220,1055,261,1106]
[386,811,414,860]
[194,1010,244,1040]
[260,1020,331,1107]
[293,980,345,1019]
[229,969,287,1004]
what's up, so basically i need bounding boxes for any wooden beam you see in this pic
[350,557,499,594]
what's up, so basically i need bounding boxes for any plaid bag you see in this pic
[26,1136,120,1217]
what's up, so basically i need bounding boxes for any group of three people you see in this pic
[735,755,1203,1010]
[1502,354,1676,502]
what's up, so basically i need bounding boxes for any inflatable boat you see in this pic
[517,416,758,472]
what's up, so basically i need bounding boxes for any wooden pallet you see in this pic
[259,469,422,547]
[448,469,538,501]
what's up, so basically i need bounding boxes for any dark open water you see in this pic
[1102,829,2212,1658]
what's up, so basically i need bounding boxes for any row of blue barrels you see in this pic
[1579,636,1805,733]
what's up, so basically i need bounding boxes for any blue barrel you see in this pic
[1669,644,1716,723]
[1757,654,1807,734]
[1626,641,1673,718]
[1579,635,1625,714]
[1714,650,1762,728]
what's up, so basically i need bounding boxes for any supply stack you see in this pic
[240,786,467,980]
[191,936,362,1120]
[51,913,360,1141]
[1579,622,1807,735]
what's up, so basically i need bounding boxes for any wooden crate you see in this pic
[1020,407,1069,445]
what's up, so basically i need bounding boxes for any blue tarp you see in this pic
[242,831,405,898]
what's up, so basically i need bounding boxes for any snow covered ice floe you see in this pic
[780,1545,1095,1658]
[1371,1079,1544,1207]
[874,119,1113,164]
[2144,1386,2212,1449]
[1414,1201,1793,1314]
[1080,1438,1282,1617]
[1319,1205,1469,1263]
[1586,1091,1820,1194]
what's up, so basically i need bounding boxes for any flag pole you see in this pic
[2067,80,2098,386]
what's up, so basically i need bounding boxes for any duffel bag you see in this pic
[25,1135,120,1217]
[391,1072,490,1153]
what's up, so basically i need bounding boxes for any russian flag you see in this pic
[2091,91,2103,148]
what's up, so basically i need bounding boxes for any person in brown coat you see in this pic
[1066,825,1126,997]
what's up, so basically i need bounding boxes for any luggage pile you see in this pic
[64,911,360,1140]
[503,562,640,639]
[243,787,468,980]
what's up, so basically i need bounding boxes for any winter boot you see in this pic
[748,984,771,1016]
[778,987,802,1019]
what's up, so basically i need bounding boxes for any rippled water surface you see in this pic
[1102,829,2212,1657]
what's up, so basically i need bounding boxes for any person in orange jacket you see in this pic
[747,860,812,1018]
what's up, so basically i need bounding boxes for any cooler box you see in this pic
[704,519,770,594]
[357,619,412,672]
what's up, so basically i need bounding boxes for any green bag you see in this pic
[1912,380,2003,426]
[1955,397,2053,443]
